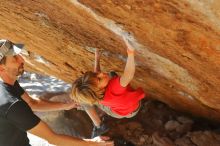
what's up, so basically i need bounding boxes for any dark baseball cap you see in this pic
[0,39,26,61]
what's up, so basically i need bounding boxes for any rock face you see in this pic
[0,0,220,121]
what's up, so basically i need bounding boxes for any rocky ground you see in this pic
[106,100,220,146]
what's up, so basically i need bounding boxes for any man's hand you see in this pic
[85,136,114,146]
[64,101,80,110]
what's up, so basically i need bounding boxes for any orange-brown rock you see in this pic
[0,0,220,121]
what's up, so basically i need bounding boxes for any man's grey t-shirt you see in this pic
[0,80,40,146]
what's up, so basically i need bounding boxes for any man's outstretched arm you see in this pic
[28,120,114,146]
[21,92,78,112]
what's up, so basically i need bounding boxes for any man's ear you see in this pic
[0,65,5,71]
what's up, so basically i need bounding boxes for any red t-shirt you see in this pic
[100,76,145,116]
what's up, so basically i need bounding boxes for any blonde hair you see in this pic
[71,71,104,105]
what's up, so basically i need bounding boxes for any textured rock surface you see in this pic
[0,0,220,121]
